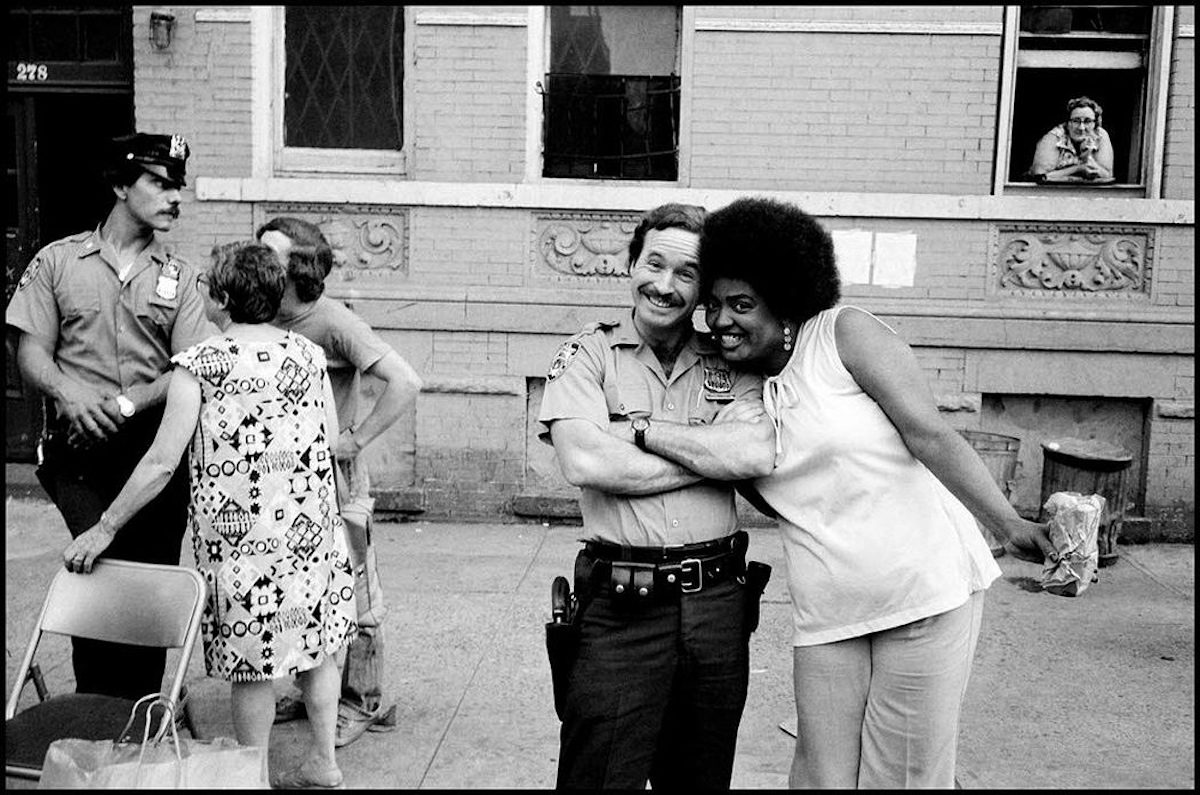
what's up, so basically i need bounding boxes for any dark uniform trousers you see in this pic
[38,407,189,700]
[556,547,750,790]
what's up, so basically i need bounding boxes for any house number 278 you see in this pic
[16,63,49,81]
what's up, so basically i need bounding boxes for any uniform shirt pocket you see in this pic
[60,293,101,331]
[139,295,178,331]
[608,376,653,420]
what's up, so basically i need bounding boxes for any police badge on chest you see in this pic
[156,258,180,300]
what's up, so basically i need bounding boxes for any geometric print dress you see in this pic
[171,331,357,683]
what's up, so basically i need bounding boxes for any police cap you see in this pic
[110,132,190,187]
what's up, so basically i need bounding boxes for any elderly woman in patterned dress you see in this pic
[64,240,357,789]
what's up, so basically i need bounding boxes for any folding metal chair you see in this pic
[4,559,207,781]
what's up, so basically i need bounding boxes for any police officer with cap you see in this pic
[6,132,216,700]
[537,203,776,789]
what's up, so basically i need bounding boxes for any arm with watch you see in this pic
[331,350,422,461]
[621,401,775,481]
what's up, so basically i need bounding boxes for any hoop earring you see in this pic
[782,324,793,352]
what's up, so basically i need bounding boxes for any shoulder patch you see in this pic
[547,336,583,381]
[16,259,41,291]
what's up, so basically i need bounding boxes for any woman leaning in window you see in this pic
[1027,96,1115,183]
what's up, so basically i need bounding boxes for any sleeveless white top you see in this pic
[756,305,1001,646]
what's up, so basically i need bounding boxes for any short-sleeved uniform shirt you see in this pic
[271,295,392,433]
[5,228,215,407]
[537,315,765,547]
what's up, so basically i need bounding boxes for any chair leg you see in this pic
[27,664,49,702]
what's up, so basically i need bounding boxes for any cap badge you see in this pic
[169,134,188,160]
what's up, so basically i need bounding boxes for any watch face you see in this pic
[632,417,649,432]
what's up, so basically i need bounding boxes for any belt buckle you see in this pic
[679,558,703,593]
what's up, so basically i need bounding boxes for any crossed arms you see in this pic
[548,401,775,496]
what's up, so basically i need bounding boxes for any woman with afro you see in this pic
[698,196,1056,788]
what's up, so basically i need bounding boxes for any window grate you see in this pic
[284,7,403,151]
[541,73,680,181]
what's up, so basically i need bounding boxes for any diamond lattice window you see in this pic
[284,6,404,151]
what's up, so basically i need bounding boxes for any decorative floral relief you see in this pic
[255,204,407,280]
[992,225,1151,297]
[533,213,641,279]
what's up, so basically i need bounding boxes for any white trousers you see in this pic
[789,591,985,789]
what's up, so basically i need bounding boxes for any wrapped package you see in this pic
[1040,491,1104,597]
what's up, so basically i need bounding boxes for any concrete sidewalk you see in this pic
[5,493,1195,789]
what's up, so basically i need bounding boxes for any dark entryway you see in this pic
[6,6,135,461]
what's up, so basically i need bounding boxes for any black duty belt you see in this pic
[583,531,747,596]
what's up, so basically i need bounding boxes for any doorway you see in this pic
[6,6,134,461]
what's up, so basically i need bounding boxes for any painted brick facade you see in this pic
[116,6,1192,537]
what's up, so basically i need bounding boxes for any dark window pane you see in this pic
[284,6,404,151]
[543,74,680,180]
[82,11,123,62]
[1020,5,1151,36]
[7,8,130,64]
[544,6,681,180]
[31,12,79,61]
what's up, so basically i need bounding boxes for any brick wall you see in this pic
[690,31,1000,194]
[411,23,526,182]
[1163,30,1195,201]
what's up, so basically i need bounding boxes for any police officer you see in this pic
[537,203,777,789]
[6,132,215,700]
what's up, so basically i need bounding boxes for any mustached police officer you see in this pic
[6,132,216,700]
[537,203,776,789]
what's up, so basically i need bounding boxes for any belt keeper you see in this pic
[610,561,656,600]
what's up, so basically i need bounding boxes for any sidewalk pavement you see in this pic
[5,491,1195,789]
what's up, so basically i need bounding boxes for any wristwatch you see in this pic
[115,394,135,418]
[631,416,650,451]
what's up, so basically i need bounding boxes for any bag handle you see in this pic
[115,693,185,787]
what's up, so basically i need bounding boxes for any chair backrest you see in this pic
[39,560,205,647]
[6,560,207,720]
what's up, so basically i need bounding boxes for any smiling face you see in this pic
[704,277,790,374]
[1066,107,1098,145]
[121,164,182,232]
[628,227,702,335]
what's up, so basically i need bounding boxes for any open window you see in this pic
[998,5,1174,193]
[540,6,681,181]
[275,6,407,174]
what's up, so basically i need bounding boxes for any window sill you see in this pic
[1003,182,1147,199]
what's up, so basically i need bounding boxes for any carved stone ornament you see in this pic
[533,212,641,280]
[254,204,408,281]
[990,224,1152,298]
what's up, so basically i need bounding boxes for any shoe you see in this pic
[274,694,307,724]
[270,766,344,790]
[334,703,397,748]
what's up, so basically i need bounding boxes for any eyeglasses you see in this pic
[1068,117,1096,127]
[196,273,210,289]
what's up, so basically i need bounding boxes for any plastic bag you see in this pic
[39,695,268,789]
[1040,491,1104,597]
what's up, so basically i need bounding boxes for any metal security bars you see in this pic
[541,73,681,181]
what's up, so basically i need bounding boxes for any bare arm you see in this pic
[625,401,776,481]
[549,418,703,495]
[63,368,201,572]
[17,331,122,441]
[835,308,1057,558]
[333,350,422,460]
